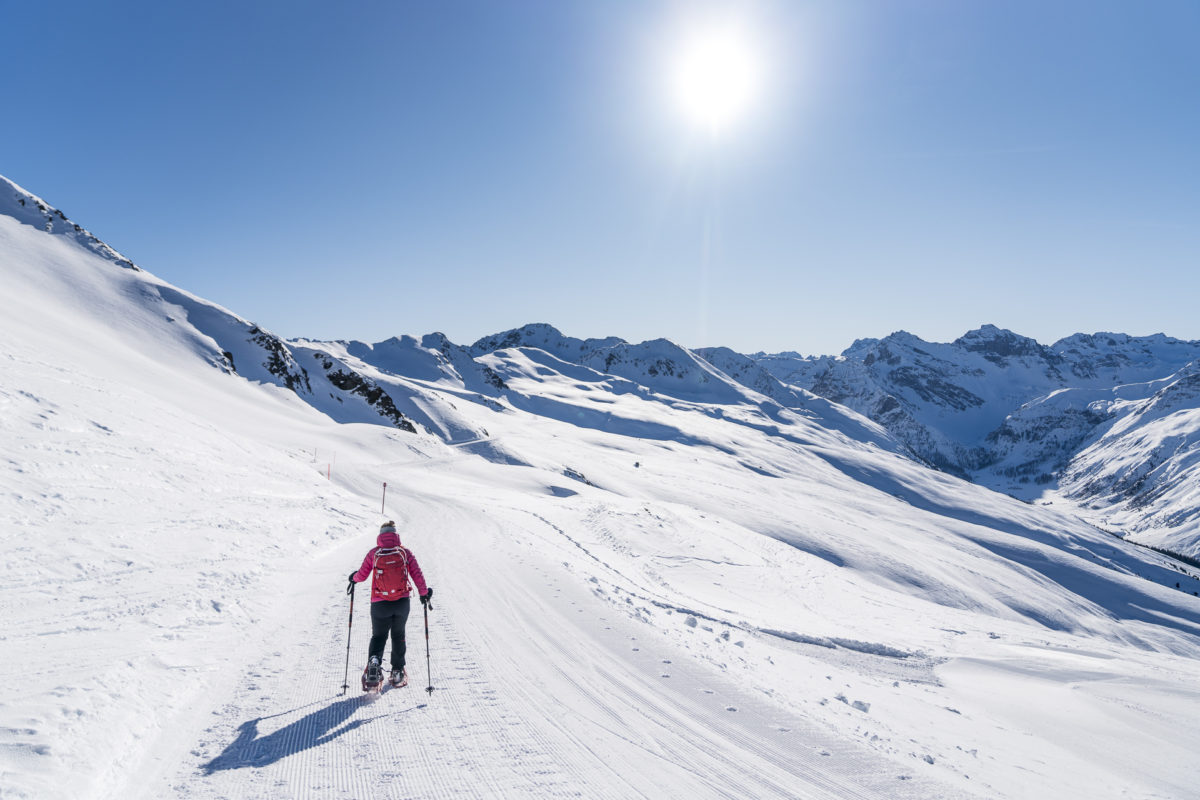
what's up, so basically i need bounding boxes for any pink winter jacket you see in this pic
[352,530,429,603]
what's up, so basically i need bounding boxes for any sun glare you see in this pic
[668,22,765,136]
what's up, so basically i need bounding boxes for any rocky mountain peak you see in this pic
[954,324,1056,362]
[1,175,139,271]
[469,323,626,361]
[842,330,933,359]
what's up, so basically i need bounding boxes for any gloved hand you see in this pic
[420,587,434,609]
[346,572,357,595]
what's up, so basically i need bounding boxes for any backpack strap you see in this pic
[374,545,404,560]
[397,546,412,593]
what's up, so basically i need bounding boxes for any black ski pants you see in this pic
[368,597,410,670]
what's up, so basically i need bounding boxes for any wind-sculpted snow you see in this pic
[477,347,736,452]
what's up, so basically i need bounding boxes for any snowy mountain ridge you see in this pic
[0,174,139,271]
[6,171,1198,554]
[5,175,1200,799]
[752,325,1200,556]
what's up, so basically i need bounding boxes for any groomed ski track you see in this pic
[128,486,969,800]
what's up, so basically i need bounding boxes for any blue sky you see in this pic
[4,0,1198,355]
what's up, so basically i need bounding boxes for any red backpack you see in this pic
[372,546,411,600]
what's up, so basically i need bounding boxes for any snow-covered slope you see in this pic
[1046,363,1200,555]
[471,323,759,406]
[5,176,1200,800]
[0,176,424,436]
[0,175,435,799]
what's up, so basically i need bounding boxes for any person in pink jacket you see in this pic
[348,520,431,688]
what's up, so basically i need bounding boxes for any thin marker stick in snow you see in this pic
[381,481,387,514]
[341,581,355,695]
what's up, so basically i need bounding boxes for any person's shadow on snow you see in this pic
[202,693,409,773]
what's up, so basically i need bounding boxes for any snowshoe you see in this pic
[389,668,408,688]
[362,656,383,692]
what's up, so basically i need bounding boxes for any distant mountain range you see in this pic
[750,326,1200,555]
[4,173,1198,557]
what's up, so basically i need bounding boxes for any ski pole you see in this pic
[423,595,434,695]
[341,580,355,695]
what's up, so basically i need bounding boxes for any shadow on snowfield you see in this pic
[201,694,398,773]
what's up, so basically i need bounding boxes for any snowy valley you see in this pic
[4,174,1200,800]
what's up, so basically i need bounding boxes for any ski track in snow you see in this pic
[134,496,966,800]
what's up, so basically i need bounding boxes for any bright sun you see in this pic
[668,22,765,136]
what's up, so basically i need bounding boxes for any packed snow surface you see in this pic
[4,175,1200,799]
